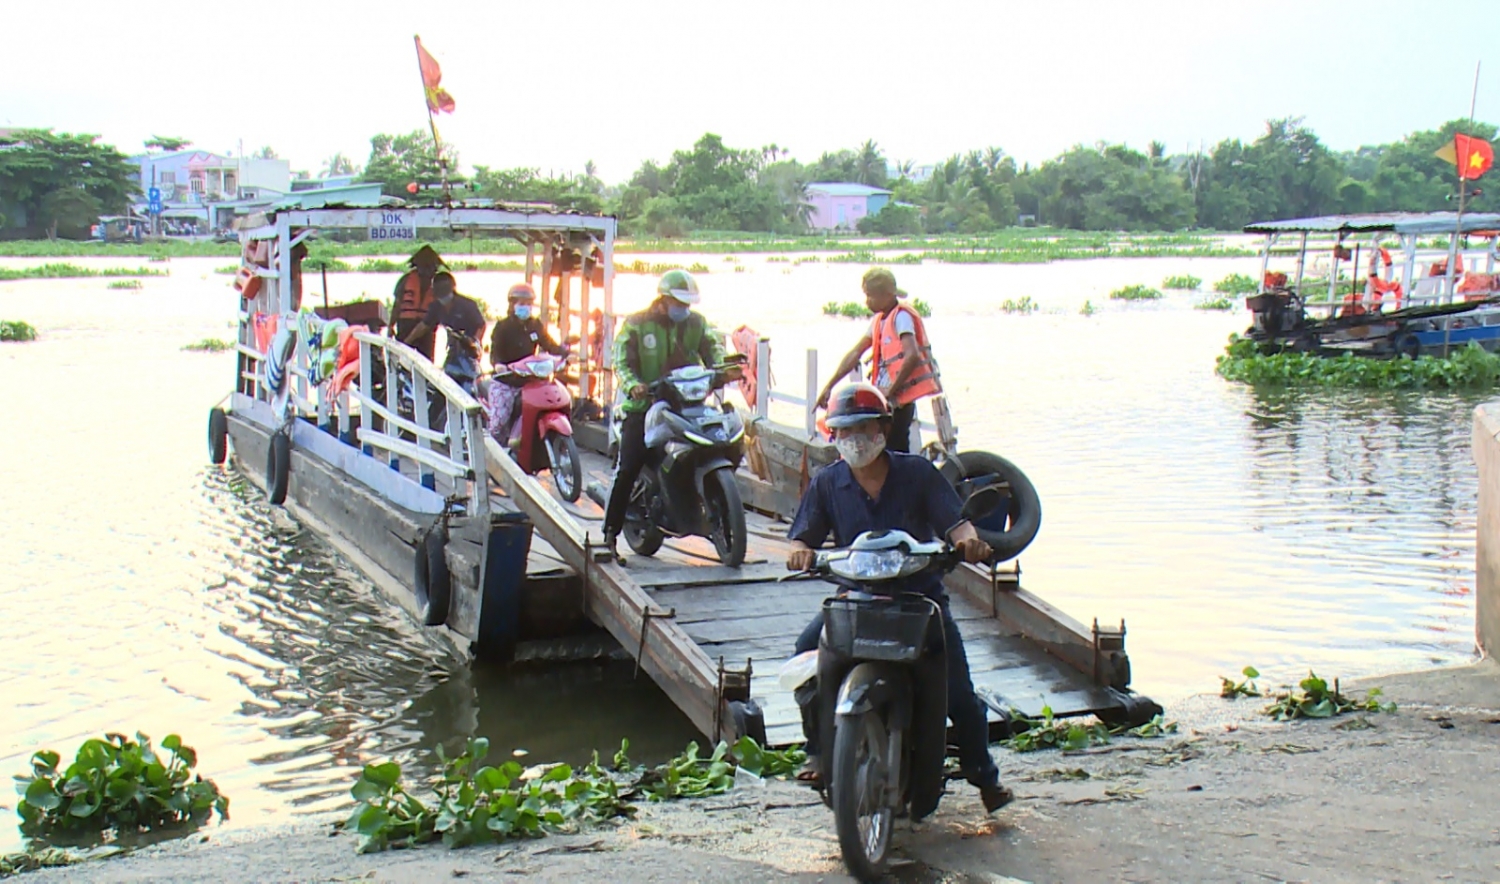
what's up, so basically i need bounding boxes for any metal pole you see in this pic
[755,338,771,421]
[804,349,819,438]
[413,35,448,205]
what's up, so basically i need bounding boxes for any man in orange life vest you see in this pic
[815,268,941,453]
[392,245,447,361]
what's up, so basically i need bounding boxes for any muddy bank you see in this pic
[21,663,1500,883]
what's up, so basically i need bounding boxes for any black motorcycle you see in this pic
[622,359,749,567]
[790,489,1002,881]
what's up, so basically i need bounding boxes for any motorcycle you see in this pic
[786,488,1003,881]
[622,358,749,567]
[492,352,582,503]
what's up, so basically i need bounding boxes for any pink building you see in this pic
[806,183,893,231]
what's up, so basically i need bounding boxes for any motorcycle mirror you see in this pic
[960,485,1004,523]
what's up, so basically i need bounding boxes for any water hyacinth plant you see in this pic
[1162,274,1202,290]
[1213,272,1259,295]
[1109,284,1162,301]
[1,320,38,342]
[14,732,228,835]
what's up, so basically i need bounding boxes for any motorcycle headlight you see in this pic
[828,550,930,582]
[674,377,712,402]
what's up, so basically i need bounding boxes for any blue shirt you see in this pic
[789,451,965,598]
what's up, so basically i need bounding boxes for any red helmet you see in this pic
[825,383,892,429]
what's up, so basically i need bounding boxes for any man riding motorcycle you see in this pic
[787,382,1013,813]
[602,269,739,561]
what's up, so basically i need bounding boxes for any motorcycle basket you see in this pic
[821,595,933,662]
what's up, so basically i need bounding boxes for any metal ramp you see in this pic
[485,440,1159,746]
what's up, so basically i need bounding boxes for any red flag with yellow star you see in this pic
[415,36,455,115]
[1454,133,1493,180]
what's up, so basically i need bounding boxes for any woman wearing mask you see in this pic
[487,283,567,442]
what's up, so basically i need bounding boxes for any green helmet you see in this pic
[657,269,701,305]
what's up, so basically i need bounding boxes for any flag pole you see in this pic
[413,35,451,207]
[1449,61,1483,305]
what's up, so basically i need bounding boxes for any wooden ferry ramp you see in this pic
[484,438,1161,747]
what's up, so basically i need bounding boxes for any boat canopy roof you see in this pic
[240,202,617,242]
[1244,212,1500,235]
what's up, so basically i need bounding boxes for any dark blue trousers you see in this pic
[794,598,999,788]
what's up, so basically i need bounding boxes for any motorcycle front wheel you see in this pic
[546,431,582,503]
[704,468,746,567]
[832,709,894,882]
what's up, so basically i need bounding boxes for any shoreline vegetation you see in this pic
[0,229,1253,268]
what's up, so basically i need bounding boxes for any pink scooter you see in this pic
[494,353,582,502]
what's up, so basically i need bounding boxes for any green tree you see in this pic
[0,129,138,238]
[1023,142,1194,231]
[252,145,279,160]
[321,153,361,177]
[1361,118,1500,213]
[1193,118,1343,229]
[145,135,192,152]
[472,166,603,213]
[362,130,455,197]
[854,140,888,188]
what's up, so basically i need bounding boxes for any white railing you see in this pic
[747,337,956,452]
[235,310,489,518]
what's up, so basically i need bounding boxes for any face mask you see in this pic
[667,303,691,323]
[835,432,885,468]
[513,304,532,320]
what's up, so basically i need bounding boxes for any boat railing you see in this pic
[234,309,490,517]
[347,331,490,517]
[746,337,957,452]
[1257,230,1500,314]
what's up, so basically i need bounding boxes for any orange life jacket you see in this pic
[394,270,434,323]
[869,304,941,406]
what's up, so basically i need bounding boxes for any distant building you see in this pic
[884,161,934,184]
[128,149,292,230]
[806,183,893,231]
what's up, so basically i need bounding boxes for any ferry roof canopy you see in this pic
[1245,212,1500,235]
[243,202,617,241]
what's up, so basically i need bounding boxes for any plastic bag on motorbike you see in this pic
[643,401,673,449]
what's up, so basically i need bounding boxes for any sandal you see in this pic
[795,759,822,787]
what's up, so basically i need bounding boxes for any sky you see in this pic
[4,0,1495,182]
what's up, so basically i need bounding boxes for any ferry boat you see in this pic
[1241,212,1500,358]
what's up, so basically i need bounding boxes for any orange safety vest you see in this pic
[394,270,434,323]
[869,304,941,406]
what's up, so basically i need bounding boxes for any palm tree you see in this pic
[855,140,886,187]
[983,146,1006,175]
[321,153,359,177]
[897,159,915,182]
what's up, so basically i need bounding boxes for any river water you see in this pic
[0,253,1482,848]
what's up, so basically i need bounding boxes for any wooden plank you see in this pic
[944,564,1101,683]
[484,437,733,743]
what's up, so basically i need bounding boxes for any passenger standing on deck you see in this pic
[393,245,447,361]
[815,268,942,454]
[786,383,1012,813]
[601,270,737,560]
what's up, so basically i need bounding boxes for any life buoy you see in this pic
[1369,276,1403,311]
[414,525,451,626]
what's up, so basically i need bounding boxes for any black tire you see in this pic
[414,525,451,626]
[623,518,664,557]
[267,432,290,505]
[548,431,583,503]
[1393,332,1422,360]
[208,407,228,465]
[623,476,664,556]
[705,468,747,567]
[832,709,893,882]
[954,450,1041,562]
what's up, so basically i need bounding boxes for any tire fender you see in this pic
[537,411,573,437]
[208,407,229,465]
[267,432,291,505]
[834,663,901,717]
[692,457,735,497]
[954,450,1041,562]
[414,524,451,627]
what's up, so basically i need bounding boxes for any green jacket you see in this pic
[613,309,724,413]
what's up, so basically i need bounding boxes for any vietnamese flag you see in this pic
[415,36,456,115]
[1455,133,1494,180]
